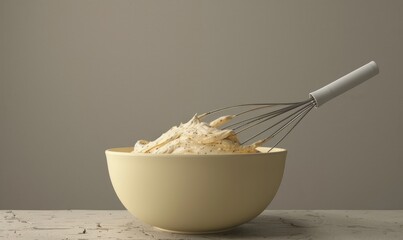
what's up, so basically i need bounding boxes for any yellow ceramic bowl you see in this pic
[105,147,286,234]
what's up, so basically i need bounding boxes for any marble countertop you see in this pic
[1,210,402,239]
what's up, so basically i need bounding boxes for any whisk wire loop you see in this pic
[240,99,315,144]
[230,99,313,132]
[265,102,315,152]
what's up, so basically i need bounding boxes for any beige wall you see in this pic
[1,0,402,210]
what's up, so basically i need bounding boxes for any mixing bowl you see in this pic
[105,147,286,234]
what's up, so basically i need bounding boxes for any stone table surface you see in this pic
[1,210,402,239]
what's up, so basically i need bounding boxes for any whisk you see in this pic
[200,61,379,150]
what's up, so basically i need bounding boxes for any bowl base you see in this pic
[153,225,237,235]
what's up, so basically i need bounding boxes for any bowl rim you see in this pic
[105,146,287,157]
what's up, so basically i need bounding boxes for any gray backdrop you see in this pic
[1,0,402,210]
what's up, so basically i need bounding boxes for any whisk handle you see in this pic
[309,61,379,107]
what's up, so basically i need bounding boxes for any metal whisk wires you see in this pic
[200,99,316,151]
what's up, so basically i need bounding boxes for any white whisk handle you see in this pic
[309,61,379,107]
